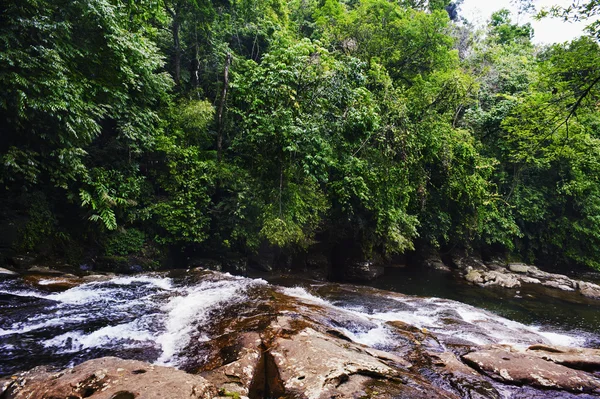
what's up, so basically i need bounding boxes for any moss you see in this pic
[217,388,241,399]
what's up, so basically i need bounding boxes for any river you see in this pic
[2,267,599,379]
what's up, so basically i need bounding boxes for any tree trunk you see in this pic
[172,17,181,86]
[217,53,232,163]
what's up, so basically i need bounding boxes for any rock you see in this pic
[527,344,600,370]
[462,348,600,393]
[450,251,487,271]
[482,270,521,288]
[521,277,542,284]
[465,268,484,284]
[0,266,18,278]
[429,351,501,399]
[23,274,84,291]
[268,319,454,399]
[188,257,223,272]
[484,258,507,271]
[508,263,530,273]
[201,332,262,398]
[419,247,451,272]
[542,280,576,291]
[342,260,385,282]
[222,256,247,274]
[82,274,116,283]
[79,263,94,271]
[9,255,36,269]
[2,357,218,399]
[578,281,600,299]
[26,265,64,275]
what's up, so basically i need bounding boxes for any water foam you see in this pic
[279,285,585,349]
[281,286,331,305]
[44,321,156,353]
[156,277,266,365]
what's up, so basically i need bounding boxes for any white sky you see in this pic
[459,0,596,44]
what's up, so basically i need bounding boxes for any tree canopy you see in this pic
[2,0,600,271]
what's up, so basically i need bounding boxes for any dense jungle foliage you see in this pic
[1,0,600,270]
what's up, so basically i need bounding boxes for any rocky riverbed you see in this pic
[1,267,600,398]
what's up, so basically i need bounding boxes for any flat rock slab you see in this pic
[269,321,456,399]
[2,357,218,399]
[462,349,600,393]
[527,345,600,370]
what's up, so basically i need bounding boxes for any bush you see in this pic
[104,229,146,256]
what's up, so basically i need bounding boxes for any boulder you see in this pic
[2,357,218,399]
[578,281,600,299]
[508,263,529,273]
[462,348,600,393]
[465,268,484,284]
[481,270,521,288]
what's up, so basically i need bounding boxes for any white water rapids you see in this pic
[0,272,594,377]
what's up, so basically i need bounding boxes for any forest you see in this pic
[1,0,600,272]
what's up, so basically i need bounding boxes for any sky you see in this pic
[458,0,595,44]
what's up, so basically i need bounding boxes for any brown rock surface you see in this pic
[266,316,457,399]
[527,344,600,370]
[23,274,84,291]
[462,348,600,393]
[2,357,218,399]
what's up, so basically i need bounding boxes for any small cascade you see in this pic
[0,271,597,380]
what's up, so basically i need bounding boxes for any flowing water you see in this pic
[1,268,599,379]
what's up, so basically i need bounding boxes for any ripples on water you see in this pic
[0,272,597,377]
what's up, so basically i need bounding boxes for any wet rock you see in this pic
[188,258,223,272]
[509,263,530,273]
[222,256,247,274]
[578,281,600,299]
[2,357,218,399]
[201,332,262,398]
[23,274,84,291]
[527,345,600,371]
[268,318,453,399]
[82,274,116,283]
[0,266,18,278]
[462,348,600,393]
[429,351,501,399]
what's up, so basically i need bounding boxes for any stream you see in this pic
[2,267,599,379]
